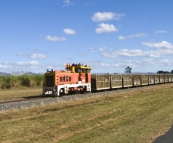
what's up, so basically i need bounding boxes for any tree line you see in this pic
[124,66,173,74]
[157,70,173,74]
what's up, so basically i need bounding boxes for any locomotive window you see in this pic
[66,76,68,81]
[69,76,71,81]
[60,77,62,82]
[82,69,86,73]
[63,76,65,81]
[86,69,91,73]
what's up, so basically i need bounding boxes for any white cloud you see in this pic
[89,47,94,53]
[119,33,148,40]
[64,28,76,34]
[18,53,48,59]
[155,30,167,34]
[118,36,125,40]
[0,62,12,69]
[31,54,48,59]
[114,60,136,67]
[0,61,40,72]
[79,53,86,57]
[92,12,125,22]
[64,0,70,4]
[89,60,137,69]
[0,61,67,73]
[45,35,66,41]
[96,23,118,33]
[14,61,39,71]
[102,41,173,59]
[16,61,39,66]
[160,59,173,66]
[103,49,161,58]
[45,63,65,71]
[63,0,74,6]
[142,41,173,49]
[103,48,173,59]
[134,59,173,68]
[89,59,173,71]
[99,47,107,51]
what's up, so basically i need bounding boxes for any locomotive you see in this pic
[43,63,173,97]
[43,63,92,97]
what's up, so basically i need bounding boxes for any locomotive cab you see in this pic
[69,63,91,84]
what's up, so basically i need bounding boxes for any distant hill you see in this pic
[0,72,11,76]
[23,72,41,75]
[0,72,43,76]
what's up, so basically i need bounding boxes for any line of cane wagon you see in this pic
[42,63,173,97]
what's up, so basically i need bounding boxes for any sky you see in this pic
[1,0,173,74]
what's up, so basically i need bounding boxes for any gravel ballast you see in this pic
[0,87,140,112]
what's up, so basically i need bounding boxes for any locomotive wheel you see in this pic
[80,90,85,94]
[69,90,73,95]
[80,87,86,94]
[42,93,46,97]
[52,90,55,97]
[53,92,58,97]
[58,88,64,97]
[68,88,73,95]
[57,91,61,97]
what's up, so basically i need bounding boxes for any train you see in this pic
[42,63,173,97]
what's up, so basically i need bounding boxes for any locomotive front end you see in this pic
[42,63,92,97]
[43,69,57,97]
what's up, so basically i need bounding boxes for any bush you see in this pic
[0,74,44,89]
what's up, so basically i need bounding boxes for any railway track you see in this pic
[0,83,172,112]
[0,96,47,104]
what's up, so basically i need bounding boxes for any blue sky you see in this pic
[1,0,173,74]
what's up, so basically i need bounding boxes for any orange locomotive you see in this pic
[43,63,92,97]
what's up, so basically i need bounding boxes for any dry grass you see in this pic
[0,87,42,101]
[0,84,173,143]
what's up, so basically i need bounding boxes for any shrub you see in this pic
[0,74,44,89]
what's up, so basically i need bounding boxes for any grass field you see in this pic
[0,87,42,101]
[1,84,173,142]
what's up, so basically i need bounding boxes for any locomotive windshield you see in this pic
[45,75,54,87]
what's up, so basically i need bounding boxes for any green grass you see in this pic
[0,84,173,143]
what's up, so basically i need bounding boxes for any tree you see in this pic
[171,70,173,73]
[125,66,132,73]
[157,71,170,74]
[157,71,165,74]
